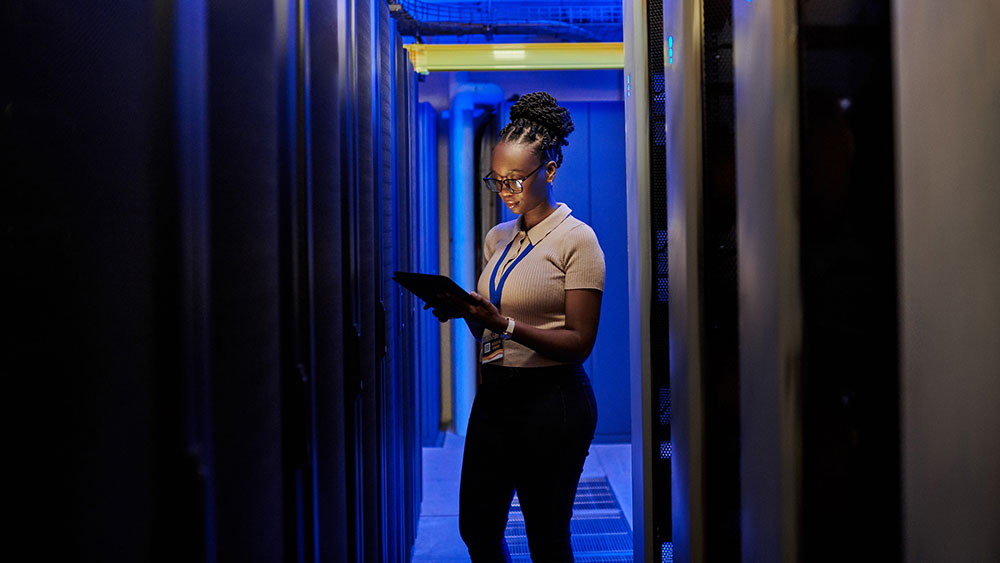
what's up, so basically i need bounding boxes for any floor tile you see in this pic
[422,447,464,483]
[593,444,633,530]
[580,446,606,478]
[411,515,469,561]
[420,479,461,517]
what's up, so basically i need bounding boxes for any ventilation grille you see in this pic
[646,0,672,558]
[659,387,671,426]
[662,541,674,562]
[505,477,633,562]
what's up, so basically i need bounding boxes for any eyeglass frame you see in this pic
[481,162,547,194]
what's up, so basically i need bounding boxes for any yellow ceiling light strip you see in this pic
[404,42,624,74]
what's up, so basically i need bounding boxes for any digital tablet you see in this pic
[392,271,478,310]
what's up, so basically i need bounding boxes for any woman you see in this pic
[431,92,605,562]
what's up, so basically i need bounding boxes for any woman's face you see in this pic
[489,141,556,215]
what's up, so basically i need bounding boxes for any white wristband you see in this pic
[501,317,515,339]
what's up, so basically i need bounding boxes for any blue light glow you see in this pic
[660,440,672,459]
[667,35,674,65]
[663,541,674,562]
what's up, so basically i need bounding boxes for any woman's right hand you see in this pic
[423,293,464,323]
[423,293,488,342]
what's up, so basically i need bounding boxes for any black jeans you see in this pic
[459,363,598,563]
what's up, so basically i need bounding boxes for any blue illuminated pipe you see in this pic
[448,74,503,436]
[417,102,440,446]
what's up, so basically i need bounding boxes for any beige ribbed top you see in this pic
[476,203,606,367]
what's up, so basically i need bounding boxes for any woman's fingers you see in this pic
[438,292,475,317]
[468,291,499,317]
[422,291,497,323]
[469,292,492,313]
[423,299,453,321]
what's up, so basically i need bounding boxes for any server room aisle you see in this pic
[412,433,634,562]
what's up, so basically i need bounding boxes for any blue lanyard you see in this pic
[489,234,534,309]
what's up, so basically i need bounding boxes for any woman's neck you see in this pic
[521,196,557,231]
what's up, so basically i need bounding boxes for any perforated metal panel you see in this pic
[505,477,633,562]
[647,0,671,558]
[659,387,671,426]
[662,541,674,562]
[660,441,672,460]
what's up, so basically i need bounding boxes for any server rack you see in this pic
[5,1,422,561]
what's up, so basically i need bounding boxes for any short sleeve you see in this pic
[564,223,606,291]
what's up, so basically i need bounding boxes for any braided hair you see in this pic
[498,92,575,168]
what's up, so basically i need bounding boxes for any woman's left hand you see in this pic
[463,291,506,334]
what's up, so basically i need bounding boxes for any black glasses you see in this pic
[482,163,545,194]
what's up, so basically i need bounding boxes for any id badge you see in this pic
[481,331,504,364]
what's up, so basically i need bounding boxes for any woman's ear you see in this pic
[546,160,558,184]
